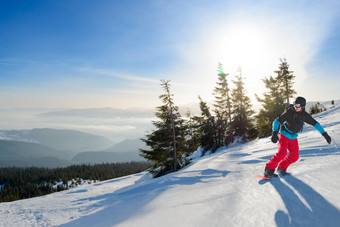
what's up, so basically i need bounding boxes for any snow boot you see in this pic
[264,167,278,179]
[277,167,290,176]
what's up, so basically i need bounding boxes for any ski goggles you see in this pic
[294,103,302,108]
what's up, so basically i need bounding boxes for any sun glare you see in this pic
[176,17,313,106]
[213,24,272,73]
[189,22,284,104]
[207,24,276,94]
[226,28,267,63]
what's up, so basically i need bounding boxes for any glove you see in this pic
[271,131,279,143]
[322,132,331,144]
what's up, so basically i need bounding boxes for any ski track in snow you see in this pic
[1,103,340,227]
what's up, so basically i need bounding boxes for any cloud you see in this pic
[78,67,160,85]
[0,107,156,143]
[39,107,154,118]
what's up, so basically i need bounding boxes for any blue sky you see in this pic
[1,0,340,109]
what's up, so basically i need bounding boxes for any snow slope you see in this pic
[1,103,340,227]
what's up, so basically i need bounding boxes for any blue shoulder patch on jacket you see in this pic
[314,122,325,134]
[272,119,281,132]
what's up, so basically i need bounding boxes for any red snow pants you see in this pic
[266,134,299,171]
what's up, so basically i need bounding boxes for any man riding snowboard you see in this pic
[264,96,332,178]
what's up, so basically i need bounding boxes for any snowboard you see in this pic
[255,172,291,180]
[254,174,278,181]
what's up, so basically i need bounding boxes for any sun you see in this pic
[174,21,290,106]
[200,22,281,103]
[211,23,273,73]
[226,27,267,64]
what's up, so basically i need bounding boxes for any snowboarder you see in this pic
[263,96,332,178]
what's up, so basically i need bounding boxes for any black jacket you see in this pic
[276,106,317,134]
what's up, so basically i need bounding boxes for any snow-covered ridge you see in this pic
[0,101,339,226]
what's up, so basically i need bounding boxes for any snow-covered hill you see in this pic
[1,102,340,227]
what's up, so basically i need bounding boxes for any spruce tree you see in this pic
[183,110,201,155]
[255,76,286,137]
[140,80,185,176]
[275,58,296,105]
[212,63,232,148]
[230,68,255,143]
[309,102,324,115]
[197,96,216,153]
[255,59,296,137]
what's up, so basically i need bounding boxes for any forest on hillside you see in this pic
[0,162,152,202]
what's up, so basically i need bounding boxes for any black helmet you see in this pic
[294,96,306,108]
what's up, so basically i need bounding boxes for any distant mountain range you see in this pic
[0,128,148,168]
[0,128,113,155]
[39,107,154,118]
[0,140,72,168]
[72,139,147,164]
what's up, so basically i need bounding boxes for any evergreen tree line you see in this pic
[0,162,151,202]
[309,100,336,115]
[140,58,297,177]
[309,102,327,115]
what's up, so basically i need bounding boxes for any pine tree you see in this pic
[255,76,286,137]
[309,103,321,115]
[255,59,296,137]
[275,58,296,105]
[212,63,232,148]
[183,110,201,155]
[230,68,255,143]
[214,63,232,123]
[196,96,216,153]
[140,80,185,177]
[309,102,324,115]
